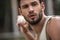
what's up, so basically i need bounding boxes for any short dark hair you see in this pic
[17,0,44,8]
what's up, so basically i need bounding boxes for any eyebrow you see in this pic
[31,1,37,4]
[21,1,38,6]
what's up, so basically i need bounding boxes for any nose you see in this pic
[28,6,34,14]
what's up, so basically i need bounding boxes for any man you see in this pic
[17,0,60,40]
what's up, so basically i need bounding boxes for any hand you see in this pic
[16,15,35,40]
[16,15,29,33]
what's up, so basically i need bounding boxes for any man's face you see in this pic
[20,0,43,25]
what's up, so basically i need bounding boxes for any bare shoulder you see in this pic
[47,16,60,40]
[52,16,60,21]
[47,16,60,28]
[50,16,60,28]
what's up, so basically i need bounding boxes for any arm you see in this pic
[20,24,35,40]
[17,15,35,40]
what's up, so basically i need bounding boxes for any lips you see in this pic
[29,14,36,19]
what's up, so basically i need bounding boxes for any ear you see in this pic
[41,2,45,12]
[18,8,22,15]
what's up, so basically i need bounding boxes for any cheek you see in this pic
[34,5,41,13]
[21,9,28,16]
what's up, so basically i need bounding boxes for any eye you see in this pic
[31,2,38,6]
[22,4,29,9]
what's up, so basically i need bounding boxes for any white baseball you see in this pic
[17,15,26,23]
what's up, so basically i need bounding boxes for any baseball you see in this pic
[17,15,26,23]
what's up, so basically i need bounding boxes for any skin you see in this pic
[46,17,60,40]
[17,0,60,40]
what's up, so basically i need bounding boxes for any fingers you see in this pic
[16,15,30,33]
[17,20,29,33]
[16,15,28,28]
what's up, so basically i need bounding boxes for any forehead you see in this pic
[20,0,39,5]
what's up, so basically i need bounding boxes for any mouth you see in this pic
[29,14,36,19]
